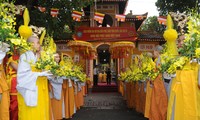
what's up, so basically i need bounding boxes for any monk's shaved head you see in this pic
[27,36,40,52]
[27,36,39,43]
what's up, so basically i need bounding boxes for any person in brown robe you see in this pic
[63,79,76,119]
[149,45,168,120]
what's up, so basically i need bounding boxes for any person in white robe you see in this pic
[17,36,52,120]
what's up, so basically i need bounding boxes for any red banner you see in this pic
[74,27,137,41]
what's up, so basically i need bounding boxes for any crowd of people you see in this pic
[0,36,87,120]
[118,44,200,120]
[93,65,112,86]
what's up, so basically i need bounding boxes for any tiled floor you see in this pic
[70,91,147,120]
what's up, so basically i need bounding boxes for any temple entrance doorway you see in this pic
[92,44,118,92]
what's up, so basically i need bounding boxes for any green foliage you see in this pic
[178,12,200,58]
[16,0,93,40]
[155,0,197,15]
[140,16,165,33]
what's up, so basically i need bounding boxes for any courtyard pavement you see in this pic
[70,90,147,120]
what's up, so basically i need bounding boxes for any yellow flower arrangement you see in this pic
[166,56,189,74]
[179,12,200,58]
[0,2,31,52]
[119,53,157,82]
[35,50,57,71]
[140,52,158,80]
[195,48,200,58]
[51,57,86,82]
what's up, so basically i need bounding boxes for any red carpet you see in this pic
[92,82,118,93]
[97,82,117,86]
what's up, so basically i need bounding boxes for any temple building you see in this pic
[56,0,165,82]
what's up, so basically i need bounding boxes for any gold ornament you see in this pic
[18,8,32,39]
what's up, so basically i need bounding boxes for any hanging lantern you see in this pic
[72,11,83,21]
[51,8,59,17]
[94,12,105,23]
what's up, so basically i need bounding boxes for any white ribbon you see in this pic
[0,94,2,103]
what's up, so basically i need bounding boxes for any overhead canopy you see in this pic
[110,41,135,58]
[67,40,92,48]
[67,40,96,59]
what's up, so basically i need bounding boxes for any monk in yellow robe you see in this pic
[0,42,10,120]
[167,62,200,120]
[17,36,52,120]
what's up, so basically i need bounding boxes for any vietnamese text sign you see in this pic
[57,44,71,51]
[138,44,155,51]
[74,27,137,41]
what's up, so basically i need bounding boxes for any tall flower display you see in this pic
[0,2,30,52]
[36,34,57,71]
[179,13,200,58]
[119,53,157,82]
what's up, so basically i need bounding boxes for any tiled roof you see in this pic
[126,12,148,19]
[96,0,127,1]
[55,40,72,44]
[137,31,165,41]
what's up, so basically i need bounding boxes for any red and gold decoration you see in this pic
[50,8,59,17]
[72,11,83,21]
[74,27,137,41]
[94,12,105,23]
[115,14,125,22]
[110,41,135,58]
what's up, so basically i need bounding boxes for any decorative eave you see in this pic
[137,31,165,42]
[137,38,165,42]
[96,0,127,2]
[125,12,148,31]
[125,18,146,21]
[55,40,72,44]
[96,0,128,14]
[125,12,148,21]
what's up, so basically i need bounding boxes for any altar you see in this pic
[98,73,107,83]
